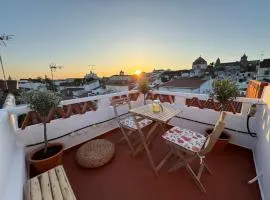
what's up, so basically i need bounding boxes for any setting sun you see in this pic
[135,70,142,75]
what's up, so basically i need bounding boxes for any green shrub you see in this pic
[23,90,61,153]
[138,79,150,105]
[212,79,239,110]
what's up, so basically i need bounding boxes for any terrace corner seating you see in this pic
[161,111,227,193]
[28,165,77,200]
[111,96,153,155]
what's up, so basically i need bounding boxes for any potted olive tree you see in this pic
[24,90,64,173]
[205,79,239,152]
[138,79,150,105]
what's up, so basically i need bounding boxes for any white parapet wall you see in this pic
[0,94,25,200]
[0,90,266,199]
[253,86,270,200]
[2,90,261,151]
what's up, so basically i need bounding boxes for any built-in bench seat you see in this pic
[29,165,76,200]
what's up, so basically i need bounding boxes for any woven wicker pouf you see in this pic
[76,139,115,168]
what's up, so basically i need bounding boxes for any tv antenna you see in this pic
[0,33,14,90]
[49,63,63,93]
[260,50,264,61]
[0,34,14,46]
[256,50,264,80]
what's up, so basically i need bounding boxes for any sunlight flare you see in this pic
[135,70,142,75]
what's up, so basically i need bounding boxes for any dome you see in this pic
[193,56,207,65]
[241,54,248,61]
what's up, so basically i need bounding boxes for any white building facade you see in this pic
[18,80,45,90]
[159,79,212,94]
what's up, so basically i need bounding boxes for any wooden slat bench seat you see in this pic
[29,165,76,200]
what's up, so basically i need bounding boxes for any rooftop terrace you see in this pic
[0,81,269,200]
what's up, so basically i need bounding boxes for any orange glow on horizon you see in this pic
[9,61,192,80]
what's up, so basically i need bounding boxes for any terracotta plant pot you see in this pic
[29,142,64,173]
[205,128,231,153]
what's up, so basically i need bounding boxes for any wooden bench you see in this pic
[29,165,76,200]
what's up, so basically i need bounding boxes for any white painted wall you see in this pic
[181,73,190,78]
[192,63,207,70]
[18,81,45,90]
[199,79,213,94]
[158,86,195,93]
[253,86,270,200]
[159,80,212,94]
[59,86,84,91]
[0,94,25,200]
[105,85,129,92]
[84,80,100,91]
[257,68,270,81]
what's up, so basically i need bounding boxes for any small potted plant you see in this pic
[205,79,239,152]
[138,78,150,105]
[24,90,64,173]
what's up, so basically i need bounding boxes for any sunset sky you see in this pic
[1,0,270,80]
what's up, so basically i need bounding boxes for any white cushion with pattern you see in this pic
[162,126,206,152]
[120,116,152,130]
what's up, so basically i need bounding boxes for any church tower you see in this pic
[119,70,124,76]
[215,58,221,66]
[240,54,248,67]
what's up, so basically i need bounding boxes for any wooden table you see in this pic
[129,104,181,175]
[130,104,181,123]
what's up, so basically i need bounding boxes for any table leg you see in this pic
[145,122,159,144]
[148,122,162,144]
[131,114,159,176]
[142,138,159,176]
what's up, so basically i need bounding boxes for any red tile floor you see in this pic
[63,128,261,200]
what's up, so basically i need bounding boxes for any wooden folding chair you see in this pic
[112,97,153,155]
[161,112,227,193]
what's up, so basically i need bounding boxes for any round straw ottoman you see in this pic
[76,139,115,168]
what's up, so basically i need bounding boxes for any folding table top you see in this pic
[129,104,181,123]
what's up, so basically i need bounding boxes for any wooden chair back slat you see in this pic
[111,97,132,118]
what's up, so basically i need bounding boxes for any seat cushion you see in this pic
[119,116,152,130]
[162,126,206,152]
